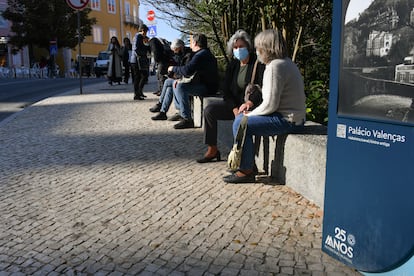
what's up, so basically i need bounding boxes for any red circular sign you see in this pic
[66,0,90,10]
[147,10,155,21]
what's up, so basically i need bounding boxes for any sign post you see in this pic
[66,0,89,94]
[322,0,414,274]
[146,10,157,38]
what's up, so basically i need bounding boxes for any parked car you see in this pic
[94,51,110,78]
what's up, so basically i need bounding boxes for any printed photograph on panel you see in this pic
[339,0,414,124]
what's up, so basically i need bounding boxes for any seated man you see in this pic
[150,39,193,121]
[168,34,219,129]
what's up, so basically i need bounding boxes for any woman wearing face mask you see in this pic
[196,30,265,163]
[223,29,306,183]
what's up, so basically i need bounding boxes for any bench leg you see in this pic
[271,134,288,184]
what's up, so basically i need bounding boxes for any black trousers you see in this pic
[156,62,168,93]
[123,62,130,83]
[204,100,235,146]
[131,64,149,97]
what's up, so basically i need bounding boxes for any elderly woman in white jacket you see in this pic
[223,29,306,184]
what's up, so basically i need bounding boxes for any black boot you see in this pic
[151,112,167,120]
[149,102,162,113]
[174,118,194,129]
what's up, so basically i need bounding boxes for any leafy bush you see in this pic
[305,80,329,124]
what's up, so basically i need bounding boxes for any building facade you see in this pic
[369,7,399,31]
[65,0,142,76]
[0,0,30,69]
[72,0,142,58]
[366,31,393,58]
[1,0,142,75]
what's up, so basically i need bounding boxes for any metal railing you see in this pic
[0,64,58,79]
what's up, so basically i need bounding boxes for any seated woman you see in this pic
[196,29,265,163]
[223,29,306,183]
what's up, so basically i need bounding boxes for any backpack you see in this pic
[150,37,172,63]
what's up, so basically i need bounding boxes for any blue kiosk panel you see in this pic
[322,0,414,273]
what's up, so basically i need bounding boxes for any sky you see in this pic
[146,1,373,37]
[345,0,373,23]
[139,3,182,42]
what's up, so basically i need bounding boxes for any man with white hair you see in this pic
[150,38,192,121]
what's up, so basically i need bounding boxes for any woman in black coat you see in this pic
[197,30,265,163]
[121,37,132,84]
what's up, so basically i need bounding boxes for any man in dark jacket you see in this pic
[167,33,219,129]
[150,39,192,120]
[131,24,150,100]
[149,37,173,96]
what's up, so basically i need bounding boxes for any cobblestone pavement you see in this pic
[0,77,361,275]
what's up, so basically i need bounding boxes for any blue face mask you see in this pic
[233,47,249,61]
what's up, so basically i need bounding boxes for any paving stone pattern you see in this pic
[0,78,361,275]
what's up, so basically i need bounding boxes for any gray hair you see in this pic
[226,29,253,56]
[254,29,288,63]
[170,39,185,50]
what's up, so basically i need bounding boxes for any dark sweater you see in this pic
[223,54,265,109]
[172,48,219,93]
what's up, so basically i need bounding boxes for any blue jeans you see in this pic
[232,113,304,171]
[160,78,179,113]
[173,82,208,120]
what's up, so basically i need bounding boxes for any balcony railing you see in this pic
[124,14,143,27]
[125,14,133,23]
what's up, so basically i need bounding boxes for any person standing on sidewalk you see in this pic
[107,36,123,85]
[149,37,173,96]
[121,37,132,84]
[131,24,150,100]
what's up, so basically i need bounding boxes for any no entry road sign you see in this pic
[147,10,155,21]
[66,0,90,10]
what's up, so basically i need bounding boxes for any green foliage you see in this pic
[143,0,333,124]
[3,0,96,51]
[305,80,329,124]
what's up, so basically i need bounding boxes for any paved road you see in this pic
[0,77,361,275]
[0,77,103,122]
